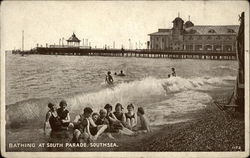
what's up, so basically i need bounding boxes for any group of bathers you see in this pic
[45,100,151,142]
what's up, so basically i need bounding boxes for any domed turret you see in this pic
[172,17,184,29]
[184,16,194,28]
[184,21,194,28]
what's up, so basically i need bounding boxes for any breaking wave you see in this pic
[212,65,237,71]
[6,76,235,128]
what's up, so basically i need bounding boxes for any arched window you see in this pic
[190,29,197,34]
[207,36,212,40]
[226,36,232,40]
[216,36,221,40]
[227,29,235,33]
[189,36,193,40]
[208,29,216,33]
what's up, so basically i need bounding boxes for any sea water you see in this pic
[5,53,237,144]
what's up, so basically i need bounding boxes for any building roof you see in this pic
[148,32,172,36]
[67,33,80,42]
[184,21,194,28]
[149,29,172,36]
[173,17,184,23]
[184,25,239,35]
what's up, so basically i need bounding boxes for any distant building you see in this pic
[66,33,81,47]
[149,16,239,52]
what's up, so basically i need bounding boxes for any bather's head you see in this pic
[83,107,93,118]
[48,103,56,111]
[92,112,99,122]
[137,107,145,116]
[104,104,113,113]
[115,103,124,114]
[59,100,67,110]
[127,104,135,113]
[99,109,107,119]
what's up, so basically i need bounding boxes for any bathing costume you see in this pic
[125,113,135,119]
[106,75,113,84]
[49,112,62,131]
[113,112,124,121]
[57,108,70,127]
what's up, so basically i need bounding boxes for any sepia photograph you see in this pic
[1,0,249,157]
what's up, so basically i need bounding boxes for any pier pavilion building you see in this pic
[149,16,239,52]
[66,33,81,47]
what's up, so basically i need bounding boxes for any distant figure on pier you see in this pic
[168,74,171,78]
[114,72,117,75]
[117,70,125,77]
[105,71,114,85]
[171,68,176,77]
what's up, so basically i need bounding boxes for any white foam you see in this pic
[148,91,212,126]
[7,75,234,127]
[67,76,234,111]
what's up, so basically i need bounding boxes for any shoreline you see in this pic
[6,88,243,152]
[118,103,244,151]
[6,101,244,152]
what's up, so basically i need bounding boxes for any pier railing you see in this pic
[12,47,237,60]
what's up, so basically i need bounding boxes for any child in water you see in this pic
[136,107,151,133]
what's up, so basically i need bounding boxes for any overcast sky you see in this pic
[1,1,248,50]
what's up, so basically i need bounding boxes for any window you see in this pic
[207,36,212,40]
[216,36,221,40]
[162,38,165,42]
[156,37,159,41]
[189,29,197,34]
[227,29,235,33]
[198,36,202,40]
[189,36,193,40]
[208,29,216,33]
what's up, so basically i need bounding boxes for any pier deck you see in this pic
[12,47,236,60]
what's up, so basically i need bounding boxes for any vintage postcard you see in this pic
[1,0,249,157]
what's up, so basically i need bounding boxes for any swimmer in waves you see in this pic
[116,70,126,77]
[105,71,114,85]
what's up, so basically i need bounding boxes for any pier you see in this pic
[12,46,236,60]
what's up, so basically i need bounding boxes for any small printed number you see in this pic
[232,146,241,150]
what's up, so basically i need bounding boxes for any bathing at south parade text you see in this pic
[9,142,118,148]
